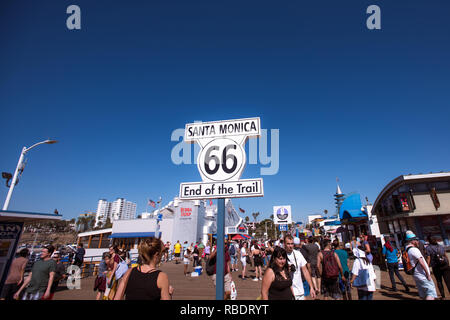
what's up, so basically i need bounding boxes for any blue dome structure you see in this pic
[339,193,367,222]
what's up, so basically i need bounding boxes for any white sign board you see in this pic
[180,178,264,200]
[273,205,292,225]
[179,117,263,200]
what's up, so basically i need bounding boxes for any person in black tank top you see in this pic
[124,267,162,300]
[261,246,294,300]
[114,237,174,300]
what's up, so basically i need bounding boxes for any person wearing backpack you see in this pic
[405,232,437,300]
[350,246,377,300]
[426,236,450,299]
[317,239,344,300]
[228,241,238,272]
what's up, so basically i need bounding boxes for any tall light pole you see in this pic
[2,139,58,211]
[155,197,163,239]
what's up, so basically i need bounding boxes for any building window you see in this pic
[412,183,428,192]
[432,181,450,191]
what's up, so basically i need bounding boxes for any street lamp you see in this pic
[2,139,58,210]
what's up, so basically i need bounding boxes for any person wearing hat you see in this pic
[350,246,377,300]
[405,232,437,300]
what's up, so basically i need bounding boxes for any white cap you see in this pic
[353,248,366,258]
[294,237,300,245]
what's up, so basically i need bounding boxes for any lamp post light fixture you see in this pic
[2,139,58,210]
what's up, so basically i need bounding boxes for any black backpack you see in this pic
[229,244,236,256]
[206,255,216,276]
[430,245,449,270]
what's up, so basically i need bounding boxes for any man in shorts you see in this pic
[405,232,437,300]
[14,245,56,300]
[174,240,182,264]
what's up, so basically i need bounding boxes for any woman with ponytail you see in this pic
[382,235,409,292]
[114,237,174,300]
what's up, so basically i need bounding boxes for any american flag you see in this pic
[148,199,156,208]
[239,207,245,213]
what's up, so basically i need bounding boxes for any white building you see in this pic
[95,198,137,227]
[81,197,246,260]
[307,215,323,225]
[95,199,111,227]
[111,198,136,221]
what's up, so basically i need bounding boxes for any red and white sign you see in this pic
[181,208,192,217]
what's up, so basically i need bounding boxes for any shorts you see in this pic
[310,264,320,278]
[415,277,438,299]
[294,295,305,300]
[22,291,45,300]
[1,283,19,300]
[174,253,180,258]
[211,273,232,292]
[230,255,237,265]
[253,256,263,267]
[321,277,341,300]
[241,258,246,267]
[94,276,107,292]
[183,259,189,265]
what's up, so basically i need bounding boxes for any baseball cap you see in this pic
[293,237,300,245]
[405,232,418,241]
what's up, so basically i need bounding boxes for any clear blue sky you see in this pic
[1,0,449,223]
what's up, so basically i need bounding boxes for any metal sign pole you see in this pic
[216,198,225,300]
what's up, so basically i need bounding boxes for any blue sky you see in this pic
[1,0,449,223]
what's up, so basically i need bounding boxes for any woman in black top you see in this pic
[114,237,174,300]
[261,246,294,300]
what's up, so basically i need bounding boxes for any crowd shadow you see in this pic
[379,284,419,300]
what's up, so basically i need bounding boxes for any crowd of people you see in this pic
[1,230,448,301]
[169,231,449,301]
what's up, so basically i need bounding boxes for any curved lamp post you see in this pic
[2,139,58,210]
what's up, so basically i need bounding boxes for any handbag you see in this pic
[246,256,251,265]
[230,281,237,300]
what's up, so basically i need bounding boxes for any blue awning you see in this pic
[324,220,341,226]
[339,194,367,220]
[109,232,157,239]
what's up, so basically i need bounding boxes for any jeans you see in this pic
[432,266,450,298]
[357,290,373,300]
[387,262,408,289]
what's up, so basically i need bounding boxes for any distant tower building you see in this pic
[95,199,111,227]
[95,198,137,227]
[111,198,137,221]
[334,178,345,216]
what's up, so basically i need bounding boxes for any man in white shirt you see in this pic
[405,232,437,300]
[284,235,316,300]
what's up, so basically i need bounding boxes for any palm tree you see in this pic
[104,217,112,229]
[76,216,88,232]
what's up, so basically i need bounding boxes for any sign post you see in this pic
[216,198,225,300]
[179,117,264,300]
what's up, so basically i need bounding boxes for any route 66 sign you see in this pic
[179,117,264,200]
[273,206,292,224]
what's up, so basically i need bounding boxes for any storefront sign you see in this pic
[0,222,24,290]
[273,206,292,224]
